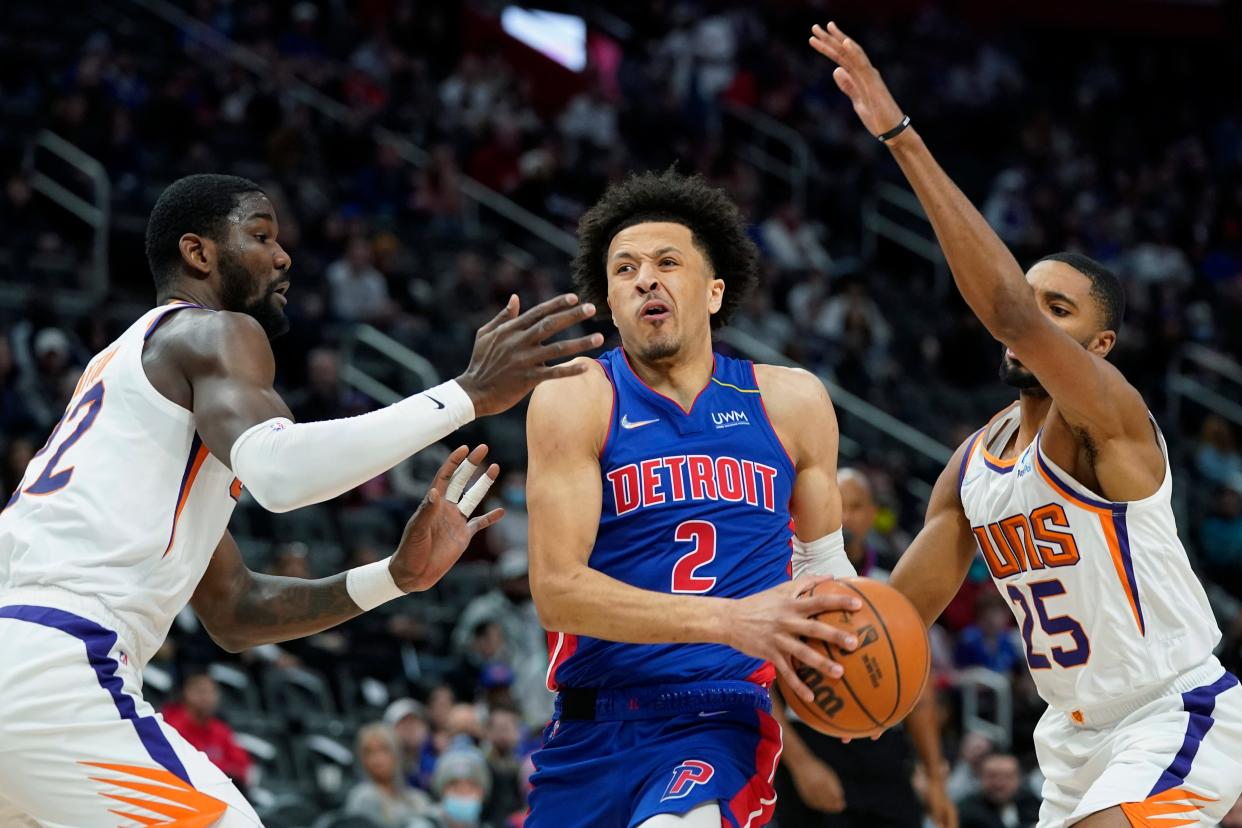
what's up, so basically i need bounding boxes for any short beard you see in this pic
[219,250,289,339]
[635,336,680,362]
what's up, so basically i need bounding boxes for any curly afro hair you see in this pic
[572,170,760,329]
[145,174,265,292]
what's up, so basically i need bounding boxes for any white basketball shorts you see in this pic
[0,599,262,827]
[1035,658,1242,827]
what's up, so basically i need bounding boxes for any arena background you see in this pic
[2,1,1241,826]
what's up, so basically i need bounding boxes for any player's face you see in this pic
[838,476,877,545]
[605,222,724,363]
[999,260,1114,390]
[218,193,292,339]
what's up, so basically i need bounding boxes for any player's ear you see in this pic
[707,278,725,315]
[179,233,214,279]
[1090,329,1116,358]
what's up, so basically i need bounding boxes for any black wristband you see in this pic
[877,114,911,143]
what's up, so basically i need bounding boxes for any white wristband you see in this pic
[791,528,856,579]
[346,556,406,611]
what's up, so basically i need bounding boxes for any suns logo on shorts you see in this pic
[661,759,715,801]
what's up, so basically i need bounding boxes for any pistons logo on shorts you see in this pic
[661,760,715,802]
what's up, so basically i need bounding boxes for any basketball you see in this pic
[782,578,930,739]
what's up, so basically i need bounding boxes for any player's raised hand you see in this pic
[388,445,504,592]
[724,575,862,704]
[456,293,606,417]
[808,22,906,140]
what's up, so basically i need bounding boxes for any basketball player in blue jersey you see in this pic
[525,170,866,828]
[811,23,1242,828]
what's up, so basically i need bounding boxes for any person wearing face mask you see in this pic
[427,749,495,828]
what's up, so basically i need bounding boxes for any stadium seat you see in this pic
[209,662,270,734]
[263,666,347,736]
[291,733,355,807]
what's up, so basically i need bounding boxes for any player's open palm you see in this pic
[727,575,862,704]
[808,22,905,139]
[457,293,606,417]
[388,445,503,592]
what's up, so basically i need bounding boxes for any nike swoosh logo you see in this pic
[426,395,445,410]
[621,414,659,429]
[698,710,729,718]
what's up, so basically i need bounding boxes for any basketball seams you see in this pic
[839,580,901,724]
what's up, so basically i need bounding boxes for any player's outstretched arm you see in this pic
[527,362,862,703]
[164,293,602,513]
[808,23,1151,447]
[888,437,978,627]
[191,446,502,652]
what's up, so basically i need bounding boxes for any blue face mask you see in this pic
[442,794,482,825]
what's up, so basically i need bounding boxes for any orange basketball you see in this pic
[780,577,930,739]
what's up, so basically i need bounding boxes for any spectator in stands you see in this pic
[759,202,832,273]
[446,620,507,702]
[385,698,433,791]
[161,672,251,789]
[326,236,393,323]
[955,592,1025,675]
[1202,485,1242,598]
[956,753,1040,828]
[430,748,494,828]
[1196,415,1242,493]
[17,327,79,430]
[481,706,524,825]
[946,730,995,802]
[0,337,34,436]
[345,722,434,828]
[452,547,550,725]
[286,347,350,423]
[446,703,485,749]
[478,662,517,714]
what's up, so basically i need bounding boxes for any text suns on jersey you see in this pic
[605,455,780,516]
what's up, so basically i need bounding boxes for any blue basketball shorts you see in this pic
[527,681,782,828]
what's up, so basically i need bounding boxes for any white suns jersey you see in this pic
[958,405,1220,716]
[0,302,237,666]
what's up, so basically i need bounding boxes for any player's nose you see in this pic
[636,263,660,293]
[273,243,292,273]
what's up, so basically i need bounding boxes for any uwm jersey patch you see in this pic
[546,349,796,691]
[958,405,1220,713]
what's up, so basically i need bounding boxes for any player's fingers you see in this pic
[535,361,594,381]
[790,618,859,652]
[825,21,851,47]
[524,301,598,344]
[536,333,605,362]
[788,573,835,597]
[457,462,499,517]
[833,67,859,99]
[787,637,845,679]
[430,446,470,496]
[445,456,478,503]
[774,657,816,705]
[840,35,872,67]
[798,590,863,615]
[467,506,505,535]
[479,294,519,334]
[808,33,842,63]
[514,292,582,329]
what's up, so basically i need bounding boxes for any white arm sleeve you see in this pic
[230,380,474,513]
[791,528,857,579]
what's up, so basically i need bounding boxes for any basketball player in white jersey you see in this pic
[0,173,603,827]
[810,23,1242,828]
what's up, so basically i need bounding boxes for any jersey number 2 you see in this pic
[671,520,717,593]
[6,381,105,507]
[1006,578,1090,669]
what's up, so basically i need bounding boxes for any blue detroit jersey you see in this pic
[547,348,796,689]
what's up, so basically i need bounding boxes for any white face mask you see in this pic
[442,793,482,825]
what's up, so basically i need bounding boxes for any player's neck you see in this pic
[625,344,715,412]
[1016,390,1053,447]
[157,282,223,310]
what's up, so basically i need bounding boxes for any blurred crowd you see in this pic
[3,1,1242,825]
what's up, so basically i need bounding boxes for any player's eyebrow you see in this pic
[1044,290,1078,308]
[246,211,275,222]
[609,245,684,261]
